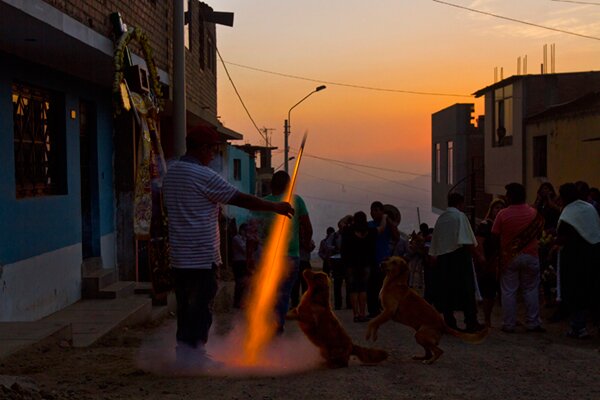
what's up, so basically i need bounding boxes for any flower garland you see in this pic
[113,26,163,114]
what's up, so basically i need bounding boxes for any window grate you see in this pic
[12,83,59,198]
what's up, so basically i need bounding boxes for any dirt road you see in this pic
[1,290,599,400]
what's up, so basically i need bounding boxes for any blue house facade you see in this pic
[223,145,256,226]
[0,52,116,321]
[0,0,245,321]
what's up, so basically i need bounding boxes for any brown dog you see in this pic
[287,270,388,368]
[366,256,488,364]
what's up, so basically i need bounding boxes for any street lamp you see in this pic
[275,156,295,171]
[284,85,326,173]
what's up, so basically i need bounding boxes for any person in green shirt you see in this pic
[254,171,313,333]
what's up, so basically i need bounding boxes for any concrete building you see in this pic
[0,0,242,320]
[524,91,600,201]
[235,144,278,198]
[473,71,600,199]
[431,103,485,221]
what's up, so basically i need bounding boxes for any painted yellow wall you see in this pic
[526,113,600,202]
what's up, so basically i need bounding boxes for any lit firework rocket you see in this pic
[242,133,308,365]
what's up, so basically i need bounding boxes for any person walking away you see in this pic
[429,192,484,332]
[318,227,336,275]
[556,183,600,338]
[331,215,352,310]
[162,126,293,368]
[491,183,545,333]
[367,201,399,318]
[474,198,505,327]
[342,211,379,322]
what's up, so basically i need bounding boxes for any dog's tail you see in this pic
[351,345,388,364]
[444,326,489,344]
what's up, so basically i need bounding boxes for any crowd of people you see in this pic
[162,124,600,369]
[229,178,600,342]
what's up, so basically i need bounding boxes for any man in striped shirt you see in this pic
[163,125,293,368]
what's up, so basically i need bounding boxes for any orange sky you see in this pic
[211,0,600,231]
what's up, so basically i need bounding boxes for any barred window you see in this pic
[12,83,66,198]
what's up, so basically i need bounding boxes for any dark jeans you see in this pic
[275,257,300,331]
[434,248,479,329]
[291,259,312,307]
[331,258,350,310]
[174,267,218,348]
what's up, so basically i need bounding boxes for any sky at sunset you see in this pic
[211,0,600,234]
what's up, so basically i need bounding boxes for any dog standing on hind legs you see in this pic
[366,256,488,364]
[286,269,388,368]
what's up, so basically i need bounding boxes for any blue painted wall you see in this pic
[0,55,114,265]
[225,145,255,225]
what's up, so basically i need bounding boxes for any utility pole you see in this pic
[173,0,186,156]
[261,127,275,147]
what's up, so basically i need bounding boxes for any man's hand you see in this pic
[274,202,294,218]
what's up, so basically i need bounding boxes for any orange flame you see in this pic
[241,134,307,365]
[241,214,292,364]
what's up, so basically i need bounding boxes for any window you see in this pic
[435,143,441,183]
[12,82,66,198]
[447,141,454,185]
[233,159,242,181]
[494,84,513,146]
[184,0,190,50]
[533,136,547,177]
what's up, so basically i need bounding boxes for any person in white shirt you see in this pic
[557,182,600,338]
[429,192,484,333]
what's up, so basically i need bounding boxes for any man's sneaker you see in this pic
[196,355,224,370]
[567,328,591,339]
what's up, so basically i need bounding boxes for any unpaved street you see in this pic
[1,290,599,400]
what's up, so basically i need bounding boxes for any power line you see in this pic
[551,0,600,5]
[432,0,600,41]
[224,61,472,98]
[288,146,431,177]
[301,171,427,206]
[302,193,421,210]
[304,153,431,177]
[291,148,431,193]
[301,194,366,207]
[215,47,267,142]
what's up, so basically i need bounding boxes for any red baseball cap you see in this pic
[186,125,220,147]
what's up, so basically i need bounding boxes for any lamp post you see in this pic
[284,85,326,173]
[275,156,295,171]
